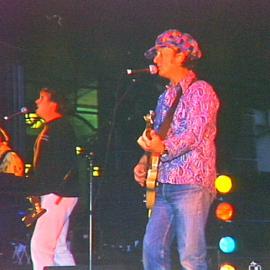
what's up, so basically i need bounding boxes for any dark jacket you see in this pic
[0,117,80,197]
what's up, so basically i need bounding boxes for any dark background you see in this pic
[0,0,269,268]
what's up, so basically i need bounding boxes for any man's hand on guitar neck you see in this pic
[137,129,165,155]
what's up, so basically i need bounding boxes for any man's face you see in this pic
[35,91,58,119]
[153,46,183,79]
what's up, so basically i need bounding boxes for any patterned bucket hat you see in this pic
[144,29,202,61]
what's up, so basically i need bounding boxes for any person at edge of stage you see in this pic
[0,87,80,270]
[133,29,220,270]
[0,127,25,176]
[0,126,25,259]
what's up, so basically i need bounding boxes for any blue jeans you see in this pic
[143,184,214,270]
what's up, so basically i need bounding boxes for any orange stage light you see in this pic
[215,202,235,222]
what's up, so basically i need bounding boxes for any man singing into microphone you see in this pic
[134,29,220,270]
[0,87,80,270]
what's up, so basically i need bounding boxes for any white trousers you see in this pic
[30,193,78,270]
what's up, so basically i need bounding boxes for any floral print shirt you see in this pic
[154,71,220,194]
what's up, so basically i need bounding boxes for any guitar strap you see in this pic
[158,84,182,140]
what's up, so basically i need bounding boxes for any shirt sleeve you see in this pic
[161,81,220,162]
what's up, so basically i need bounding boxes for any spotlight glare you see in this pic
[215,202,235,222]
[219,236,237,253]
[220,264,236,270]
[215,175,233,194]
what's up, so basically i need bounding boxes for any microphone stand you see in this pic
[86,151,95,270]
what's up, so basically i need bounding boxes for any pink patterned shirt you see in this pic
[154,71,220,194]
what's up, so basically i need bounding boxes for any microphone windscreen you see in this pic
[149,65,158,75]
[20,107,29,114]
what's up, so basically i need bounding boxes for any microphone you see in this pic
[3,107,29,121]
[126,65,158,76]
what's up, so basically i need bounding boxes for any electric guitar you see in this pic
[144,110,160,211]
[22,196,47,227]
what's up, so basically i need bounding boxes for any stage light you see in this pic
[76,146,86,155]
[215,175,233,194]
[215,174,238,267]
[25,163,32,175]
[219,236,237,254]
[93,166,101,177]
[215,202,235,222]
[220,264,236,270]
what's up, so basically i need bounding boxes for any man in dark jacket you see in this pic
[0,87,80,270]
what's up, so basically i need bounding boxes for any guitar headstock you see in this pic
[144,110,155,130]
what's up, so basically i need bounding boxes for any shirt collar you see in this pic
[166,70,197,94]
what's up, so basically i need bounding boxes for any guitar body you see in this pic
[144,111,160,211]
[143,89,182,212]
[145,154,159,209]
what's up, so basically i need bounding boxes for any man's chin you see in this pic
[158,72,169,80]
[35,109,41,117]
